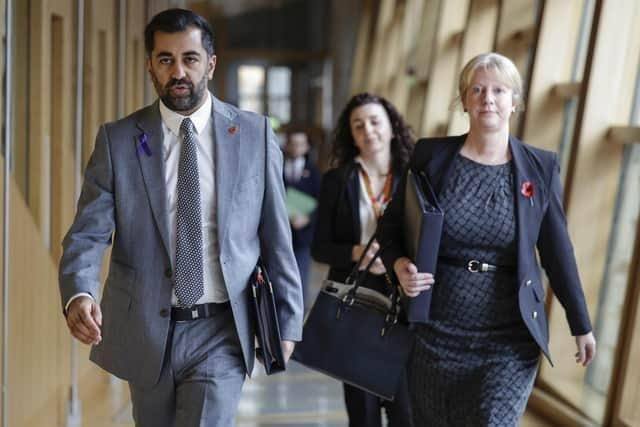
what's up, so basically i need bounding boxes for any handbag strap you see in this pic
[342,235,403,322]
[345,234,379,285]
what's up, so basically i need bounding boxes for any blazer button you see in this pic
[532,311,538,319]
[160,308,170,318]
[525,280,532,287]
[164,268,172,278]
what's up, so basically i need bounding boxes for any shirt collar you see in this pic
[159,91,212,137]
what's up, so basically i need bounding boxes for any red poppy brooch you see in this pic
[228,125,239,134]
[521,181,534,206]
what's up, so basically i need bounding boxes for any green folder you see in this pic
[286,187,317,217]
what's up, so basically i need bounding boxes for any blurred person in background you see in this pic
[283,128,321,308]
[312,93,415,427]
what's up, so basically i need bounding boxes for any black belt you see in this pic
[438,256,516,274]
[171,302,230,322]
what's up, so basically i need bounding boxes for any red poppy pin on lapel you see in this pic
[521,181,534,206]
[228,125,239,134]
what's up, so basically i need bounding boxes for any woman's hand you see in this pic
[393,257,434,297]
[575,332,596,367]
[352,240,386,275]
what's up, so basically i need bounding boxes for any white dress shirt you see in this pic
[66,91,227,311]
[355,156,390,244]
[160,91,228,305]
[284,156,306,182]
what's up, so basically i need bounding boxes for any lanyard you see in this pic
[358,164,393,219]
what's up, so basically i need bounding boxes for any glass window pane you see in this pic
[238,65,265,114]
[267,66,291,96]
[557,0,596,180]
[591,143,640,374]
[541,27,640,423]
[267,66,291,123]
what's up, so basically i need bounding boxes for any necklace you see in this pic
[358,164,393,219]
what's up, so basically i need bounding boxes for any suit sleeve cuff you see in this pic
[65,292,94,313]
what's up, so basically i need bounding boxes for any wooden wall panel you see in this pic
[405,0,440,131]
[388,0,425,114]
[365,0,395,93]
[10,0,77,423]
[0,0,4,422]
[126,0,147,115]
[420,0,469,137]
[494,0,538,137]
[612,232,640,425]
[83,0,118,169]
[541,0,640,423]
[495,0,537,72]
[520,0,586,152]
[11,0,29,201]
[28,0,49,241]
[349,0,375,95]
[448,0,499,135]
[49,0,77,264]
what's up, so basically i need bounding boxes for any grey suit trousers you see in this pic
[129,307,245,427]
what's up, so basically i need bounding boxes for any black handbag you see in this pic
[249,259,286,375]
[292,238,414,400]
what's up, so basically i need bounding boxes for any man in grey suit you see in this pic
[59,8,303,426]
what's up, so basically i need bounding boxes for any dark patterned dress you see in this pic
[409,154,539,426]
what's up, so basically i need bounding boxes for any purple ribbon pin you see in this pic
[137,133,152,157]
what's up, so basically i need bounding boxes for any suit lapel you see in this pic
[212,96,240,247]
[136,102,171,259]
[345,166,361,239]
[509,135,545,277]
[423,134,465,194]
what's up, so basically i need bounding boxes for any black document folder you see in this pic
[403,169,444,323]
[249,260,286,375]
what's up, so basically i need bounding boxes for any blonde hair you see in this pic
[454,52,525,112]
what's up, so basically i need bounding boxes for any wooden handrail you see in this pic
[551,82,582,100]
[607,126,640,144]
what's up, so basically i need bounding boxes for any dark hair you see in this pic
[145,8,215,57]
[285,124,308,140]
[330,93,414,172]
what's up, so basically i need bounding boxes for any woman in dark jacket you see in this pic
[311,93,414,427]
[377,52,596,426]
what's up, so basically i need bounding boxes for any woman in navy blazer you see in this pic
[312,93,414,427]
[377,53,596,426]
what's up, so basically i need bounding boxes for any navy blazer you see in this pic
[284,156,322,248]
[377,134,592,363]
[312,162,400,285]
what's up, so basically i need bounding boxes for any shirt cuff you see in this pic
[65,293,94,313]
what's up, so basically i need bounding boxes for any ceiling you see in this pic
[206,0,295,17]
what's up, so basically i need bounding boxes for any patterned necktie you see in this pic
[175,118,204,307]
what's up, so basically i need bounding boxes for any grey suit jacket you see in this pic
[59,96,303,387]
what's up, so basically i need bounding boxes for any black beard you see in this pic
[155,74,208,112]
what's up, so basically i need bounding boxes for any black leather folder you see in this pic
[403,169,444,323]
[249,260,286,375]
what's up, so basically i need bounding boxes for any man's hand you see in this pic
[575,332,596,367]
[290,214,310,230]
[281,340,296,363]
[393,257,434,297]
[66,296,102,345]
